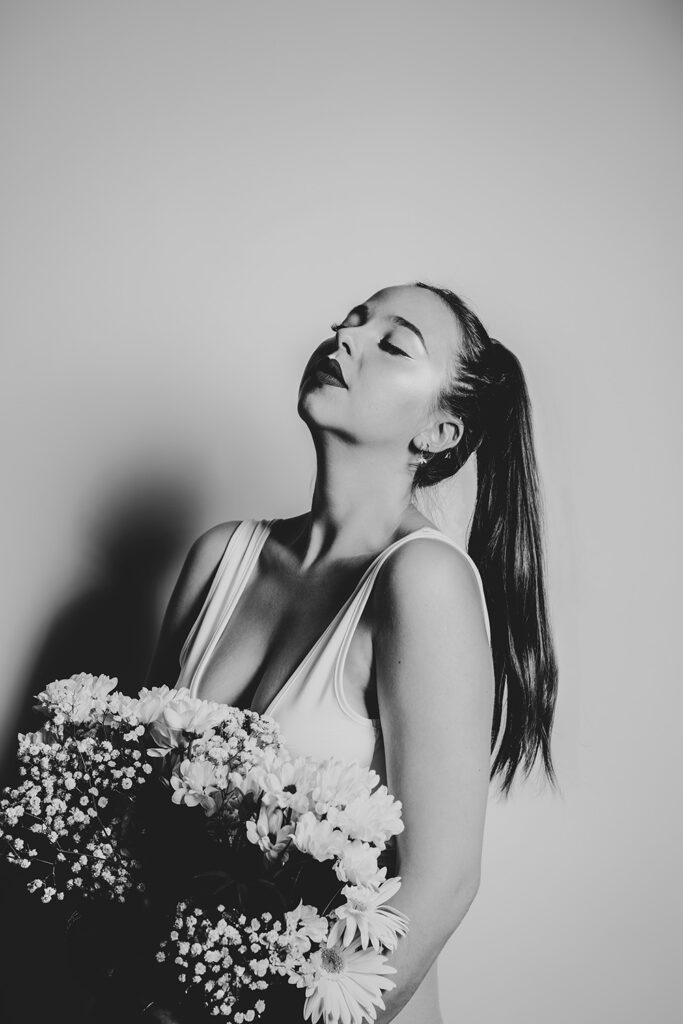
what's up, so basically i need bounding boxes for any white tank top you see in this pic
[175,519,492,780]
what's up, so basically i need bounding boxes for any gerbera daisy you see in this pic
[299,937,396,1024]
[327,876,410,952]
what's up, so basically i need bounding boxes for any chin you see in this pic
[296,383,318,423]
[297,384,341,430]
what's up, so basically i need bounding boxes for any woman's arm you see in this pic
[371,538,495,1022]
[144,521,241,687]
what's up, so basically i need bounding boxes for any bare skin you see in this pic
[182,509,437,719]
[145,285,495,1023]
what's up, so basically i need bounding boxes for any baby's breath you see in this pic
[159,900,295,1022]
[1,672,409,1022]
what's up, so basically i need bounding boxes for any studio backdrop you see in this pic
[1,2,681,1023]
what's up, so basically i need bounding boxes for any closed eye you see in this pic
[332,318,409,357]
[379,336,408,357]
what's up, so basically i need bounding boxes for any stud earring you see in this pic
[417,446,431,465]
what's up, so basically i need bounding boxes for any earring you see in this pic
[417,446,430,465]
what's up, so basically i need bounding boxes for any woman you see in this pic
[144,281,559,1023]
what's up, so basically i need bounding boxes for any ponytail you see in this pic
[412,282,559,797]
[469,342,558,796]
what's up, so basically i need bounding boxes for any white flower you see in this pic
[106,692,141,720]
[326,786,404,845]
[18,729,56,748]
[37,673,118,723]
[245,804,294,862]
[298,937,396,1024]
[171,759,223,816]
[134,685,178,722]
[307,758,378,815]
[328,876,410,951]
[334,839,386,888]
[282,901,329,955]
[162,694,231,735]
[228,767,265,802]
[146,691,231,755]
[252,752,313,815]
[292,812,346,863]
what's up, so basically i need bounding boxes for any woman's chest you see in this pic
[194,566,378,718]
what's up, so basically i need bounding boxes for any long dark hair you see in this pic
[412,281,559,798]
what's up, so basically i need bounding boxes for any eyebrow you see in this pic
[349,304,428,352]
[389,314,427,351]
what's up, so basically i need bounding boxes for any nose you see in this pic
[336,326,355,358]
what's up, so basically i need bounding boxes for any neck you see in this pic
[295,435,418,570]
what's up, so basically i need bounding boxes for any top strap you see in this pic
[178,518,263,673]
[335,527,492,683]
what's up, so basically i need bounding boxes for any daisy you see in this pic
[299,937,396,1024]
[328,876,410,951]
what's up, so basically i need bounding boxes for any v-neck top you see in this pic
[174,518,492,778]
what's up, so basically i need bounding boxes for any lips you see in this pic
[312,355,347,388]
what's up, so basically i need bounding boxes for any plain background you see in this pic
[1,2,681,1021]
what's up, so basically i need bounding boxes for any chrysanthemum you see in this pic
[252,753,313,815]
[170,758,223,816]
[131,684,177,723]
[307,758,379,815]
[327,876,410,951]
[293,812,347,862]
[162,694,231,734]
[334,838,386,887]
[326,786,404,845]
[298,937,396,1024]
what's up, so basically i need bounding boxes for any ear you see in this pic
[412,415,464,456]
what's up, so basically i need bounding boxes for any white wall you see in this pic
[1,2,681,1021]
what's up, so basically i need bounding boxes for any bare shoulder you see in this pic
[372,534,490,653]
[371,534,493,715]
[174,518,255,625]
[184,520,242,586]
[145,520,242,685]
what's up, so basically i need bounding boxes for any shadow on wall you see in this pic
[1,477,200,1024]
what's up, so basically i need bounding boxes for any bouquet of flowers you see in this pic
[0,673,409,1024]
[0,672,278,906]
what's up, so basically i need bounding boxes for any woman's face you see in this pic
[298,284,461,454]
